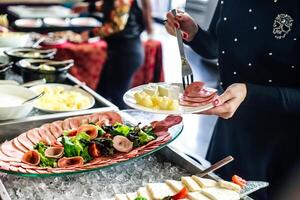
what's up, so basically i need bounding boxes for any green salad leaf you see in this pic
[33,142,57,168]
[82,146,93,162]
[133,130,155,147]
[134,197,148,200]
[62,132,91,158]
[112,123,132,137]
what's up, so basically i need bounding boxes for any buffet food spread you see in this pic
[0,111,182,175]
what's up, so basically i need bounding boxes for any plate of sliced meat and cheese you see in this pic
[123,82,218,115]
[0,111,183,177]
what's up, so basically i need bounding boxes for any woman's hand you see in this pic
[201,83,247,119]
[165,10,198,42]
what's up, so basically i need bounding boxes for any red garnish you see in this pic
[88,143,101,158]
[232,175,247,188]
[67,129,78,137]
[172,187,188,200]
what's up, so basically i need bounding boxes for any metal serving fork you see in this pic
[171,9,194,89]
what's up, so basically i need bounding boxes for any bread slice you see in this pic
[202,188,240,200]
[115,194,128,200]
[165,180,185,192]
[181,176,202,192]
[137,187,152,200]
[192,176,217,188]
[187,191,211,200]
[126,192,138,200]
[218,180,242,193]
[147,183,176,199]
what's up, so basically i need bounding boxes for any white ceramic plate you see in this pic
[123,83,217,115]
[70,17,101,27]
[14,19,43,28]
[30,83,95,113]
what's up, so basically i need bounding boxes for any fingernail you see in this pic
[213,99,219,106]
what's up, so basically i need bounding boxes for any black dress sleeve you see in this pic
[243,84,300,115]
[185,3,220,59]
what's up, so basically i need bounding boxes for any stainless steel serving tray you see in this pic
[0,73,118,140]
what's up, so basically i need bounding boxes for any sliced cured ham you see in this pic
[69,117,83,130]
[112,136,133,153]
[62,118,72,130]
[102,111,123,125]
[151,115,182,132]
[180,99,213,107]
[12,138,28,152]
[1,141,24,159]
[50,121,64,138]
[38,128,56,145]
[45,147,64,159]
[0,150,21,162]
[182,94,216,103]
[22,150,40,166]
[26,129,42,145]
[184,82,217,98]
[17,133,35,150]
[58,156,84,168]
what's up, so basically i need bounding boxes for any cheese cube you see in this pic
[158,85,180,100]
[187,191,211,200]
[181,176,202,192]
[165,180,185,192]
[115,194,127,200]
[218,180,242,193]
[192,176,217,188]
[147,183,175,199]
[143,84,158,96]
[202,188,240,200]
[126,192,138,200]
[137,187,152,200]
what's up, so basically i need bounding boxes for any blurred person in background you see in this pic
[73,0,153,108]
[165,1,300,199]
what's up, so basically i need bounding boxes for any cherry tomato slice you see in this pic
[88,143,101,158]
[172,187,188,200]
[232,175,247,188]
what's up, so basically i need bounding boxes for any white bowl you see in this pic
[0,85,37,120]
[0,32,30,47]
[44,18,69,27]
[14,19,43,28]
[70,17,101,27]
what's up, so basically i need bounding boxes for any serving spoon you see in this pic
[22,91,45,105]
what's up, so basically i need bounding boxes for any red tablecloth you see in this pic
[44,39,164,90]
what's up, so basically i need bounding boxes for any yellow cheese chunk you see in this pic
[192,176,217,188]
[147,183,176,200]
[187,191,211,200]
[218,180,242,193]
[202,188,240,200]
[181,176,202,192]
[165,180,185,192]
[115,194,128,200]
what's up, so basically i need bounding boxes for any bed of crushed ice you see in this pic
[0,155,191,200]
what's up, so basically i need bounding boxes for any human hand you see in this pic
[165,10,198,42]
[72,2,89,14]
[201,83,247,119]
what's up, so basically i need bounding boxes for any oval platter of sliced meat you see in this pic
[0,111,183,177]
[123,81,217,114]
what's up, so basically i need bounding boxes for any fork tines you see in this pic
[182,74,193,89]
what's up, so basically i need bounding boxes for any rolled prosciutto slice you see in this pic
[151,115,183,132]
[181,93,216,103]
[179,99,214,107]
[22,150,40,166]
[102,111,123,125]
[77,124,98,139]
[26,129,42,145]
[58,156,84,168]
